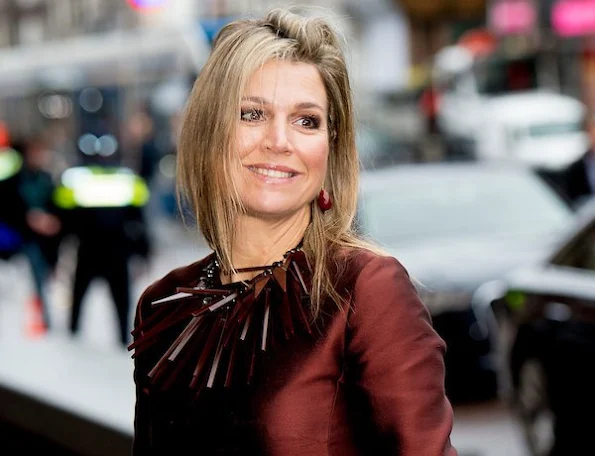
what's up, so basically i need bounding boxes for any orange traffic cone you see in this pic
[25,296,47,338]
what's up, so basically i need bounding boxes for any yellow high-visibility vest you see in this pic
[53,166,150,209]
[0,147,23,181]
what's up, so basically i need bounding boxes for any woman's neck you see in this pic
[221,209,310,284]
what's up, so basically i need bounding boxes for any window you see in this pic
[552,224,595,271]
[509,121,583,142]
[474,55,538,95]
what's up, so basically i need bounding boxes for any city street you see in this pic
[1,1,591,454]
[0,215,529,456]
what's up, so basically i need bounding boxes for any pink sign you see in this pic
[489,1,536,35]
[553,0,595,37]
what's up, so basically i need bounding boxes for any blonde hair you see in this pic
[177,7,382,318]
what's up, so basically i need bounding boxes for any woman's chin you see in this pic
[244,203,309,221]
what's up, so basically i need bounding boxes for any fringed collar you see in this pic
[128,246,313,399]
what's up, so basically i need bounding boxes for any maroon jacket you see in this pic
[131,248,457,455]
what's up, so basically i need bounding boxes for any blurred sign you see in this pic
[489,0,537,35]
[127,0,168,10]
[398,0,485,21]
[552,0,595,37]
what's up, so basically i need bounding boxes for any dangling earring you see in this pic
[317,189,332,213]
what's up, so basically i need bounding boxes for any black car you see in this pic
[358,162,575,403]
[473,198,595,456]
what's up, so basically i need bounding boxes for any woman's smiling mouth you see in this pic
[246,165,298,179]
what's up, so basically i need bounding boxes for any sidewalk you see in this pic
[0,216,209,455]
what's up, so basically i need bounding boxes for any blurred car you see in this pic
[433,45,588,170]
[357,162,575,403]
[475,92,588,172]
[472,198,595,455]
[356,125,419,170]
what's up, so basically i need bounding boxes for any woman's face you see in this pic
[234,60,330,221]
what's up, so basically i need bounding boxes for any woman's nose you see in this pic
[264,119,290,154]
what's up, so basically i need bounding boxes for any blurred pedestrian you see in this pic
[559,113,595,207]
[419,83,442,136]
[54,156,151,347]
[124,108,164,221]
[125,108,161,186]
[0,137,25,262]
[14,133,62,335]
[129,8,457,455]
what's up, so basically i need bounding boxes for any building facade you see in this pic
[0,0,206,167]
[0,0,141,48]
[486,0,595,112]
[396,0,487,87]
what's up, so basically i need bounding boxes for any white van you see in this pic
[476,91,587,170]
[433,45,588,171]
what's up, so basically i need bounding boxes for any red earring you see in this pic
[317,189,332,213]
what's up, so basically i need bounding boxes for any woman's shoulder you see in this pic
[338,246,409,282]
[328,246,412,301]
[340,248,428,323]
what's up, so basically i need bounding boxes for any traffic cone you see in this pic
[25,295,47,338]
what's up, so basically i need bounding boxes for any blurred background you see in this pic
[2,0,595,455]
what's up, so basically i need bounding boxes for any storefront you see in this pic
[487,0,539,45]
[551,0,595,111]
[484,0,595,108]
[397,0,487,87]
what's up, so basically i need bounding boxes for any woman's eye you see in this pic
[240,109,263,122]
[298,116,321,129]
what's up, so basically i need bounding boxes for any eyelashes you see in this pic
[241,109,263,122]
[299,116,321,129]
[240,108,322,130]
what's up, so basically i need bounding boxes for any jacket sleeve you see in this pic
[347,254,457,456]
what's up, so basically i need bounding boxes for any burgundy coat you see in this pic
[131,248,457,455]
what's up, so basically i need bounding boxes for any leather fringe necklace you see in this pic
[128,247,312,398]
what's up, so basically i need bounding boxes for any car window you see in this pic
[359,167,573,245]
[510,122,583,141]
[474,55,538,95]
[551,223,595,271]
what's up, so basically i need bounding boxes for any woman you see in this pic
[129,8,457,455]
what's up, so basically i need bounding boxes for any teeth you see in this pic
[249,167,294,178]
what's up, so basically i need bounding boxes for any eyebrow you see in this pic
[241,96,326,112]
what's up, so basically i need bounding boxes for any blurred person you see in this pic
[125,108,164,222]
[139,119,160,188]
[158,111,187,221]
[128,9,457,455]
[560,113,595,207]
[419,82,442,136]
[54,154,151,347]
[126,108,161,186]
[0,137,26,262]
[14,134,63,334]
